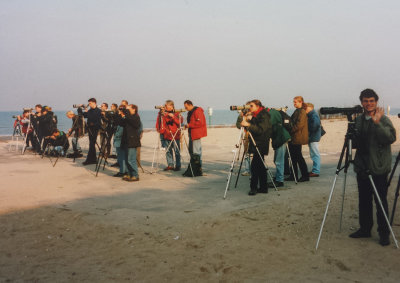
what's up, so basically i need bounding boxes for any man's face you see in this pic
[293,99,302,109]
[361,97,377,114]
[249,103,260,113]
[89,101,96,109]
[35,107,41,113]
[184,103,192,111]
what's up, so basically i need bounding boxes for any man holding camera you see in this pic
[241,100,272,195]
[350,89,396,246]
[183,100,207,177]
[156,100,183,171]
[80,98,102,165]
[66,110,84,158]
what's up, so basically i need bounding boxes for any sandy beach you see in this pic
[1,117,400,282]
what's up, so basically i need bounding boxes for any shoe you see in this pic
[122,174,130,180]
[164,166,174,171]
[113,172,125,177]
[309,172,320,177]
[83,160,97,166]
[349,229,371,238]
[267,181,284,188]
[241,171,251,176]
[285,176,296,182]
[379,234,390,246]
[298,176,310,182]
[126,176,139,182]
[248,189,257,196]
[257,188,268,194]
[174,166,181,171]
[111,162,120,168]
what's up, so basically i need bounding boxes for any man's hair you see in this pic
[112,103,118,109]
[165,100,175,108]
[305,102,314,109]
[294,96,304,103]
[35,104,42,109]
[129,104,138,113]
[359,89,379,102]
[250,99,263,107]
[88,98,97,103]
[121,100,128,105]
[184,100,193,106]
[102,102,108,108]
[52,129,59,134]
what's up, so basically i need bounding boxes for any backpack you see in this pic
[279,110,294,133]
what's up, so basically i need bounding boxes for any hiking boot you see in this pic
[349,229,371,238]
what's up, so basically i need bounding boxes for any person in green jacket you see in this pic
[349,89,396,246]
[266,108,291,187]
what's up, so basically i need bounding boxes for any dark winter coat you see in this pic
[267,108,291,150]
[353,114,396,177]
[120,112,141,148]
[83,107,102,130]
[247,108,272,155]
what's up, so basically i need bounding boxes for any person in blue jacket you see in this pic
[305,103,321,177]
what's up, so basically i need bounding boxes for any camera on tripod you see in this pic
[320,105,363,115]
[12,115,19,119]
[175,108,187,113]
[73,104,87,108]
[155,105,164,110]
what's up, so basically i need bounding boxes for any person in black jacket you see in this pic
[119,104,141,182]
[241,99,272,195]
[38,106,57,151]
[81,98,102,165]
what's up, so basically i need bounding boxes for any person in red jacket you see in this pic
[155,100,183,171]
[183,100,207,177]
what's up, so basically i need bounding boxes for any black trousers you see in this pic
[86,128,99,162]
[250,153,267,191]
[288,143,308,179]
[357,174,389,236]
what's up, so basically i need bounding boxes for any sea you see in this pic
[0,109,241,136]
[2,107,398,137]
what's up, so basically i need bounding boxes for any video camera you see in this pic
[155,105,164,110]
[12,115,19,119]
[320,105,363,116]
[73,104,87,108]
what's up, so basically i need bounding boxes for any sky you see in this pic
[1,0,399,111]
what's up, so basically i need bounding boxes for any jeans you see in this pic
[244,154,251,173]
[116,147,126,174]
[160,134,168,148]
[124,147,138,178]
[274,143,287,182]
[189,138,202,166]
[165,139,181,168]
[308,142,320,174]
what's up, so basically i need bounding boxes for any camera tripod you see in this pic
[316,116,398,250]
[95,128,114,177]
[8,119,23,152]
[389,151,400,225]
[224,126,277,199]
[150,112,193,176]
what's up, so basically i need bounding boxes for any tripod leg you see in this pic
[316,174,340,250]
[387,153,400,188]
[339,146,350,232]
[368,175,399,248]
[286,143,298,184]
[390,176,400,225]
[181,132,194,177]
[234,150,247,189]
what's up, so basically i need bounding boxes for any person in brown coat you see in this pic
[288,96,309,182]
